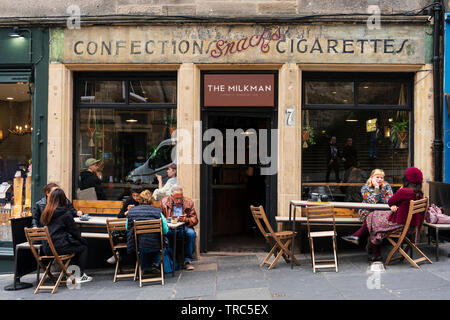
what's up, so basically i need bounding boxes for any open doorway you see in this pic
[201,112,277,252]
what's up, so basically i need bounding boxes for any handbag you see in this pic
[76,187,97,200]
[426,204,450,224]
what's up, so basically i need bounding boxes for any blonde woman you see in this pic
[358,169,393,222]
[342,169,393,247]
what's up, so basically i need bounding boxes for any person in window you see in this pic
[79,158,105,200]
[40,188,92,283]
[160,185,198,271]
[152,163,177,201]
[126,190,168,274]
[325,136,340,183]
[369,122,382,160]
[343,162,367,202]
[32,182,83,228]
[341,137,358,177]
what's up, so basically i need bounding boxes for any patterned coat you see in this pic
[358,183,393,221]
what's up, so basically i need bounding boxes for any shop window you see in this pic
[302,73,412,202]
[305,81,354,104]
[80,80,126,103]
[0,82,33,241]
[74,73,177,201]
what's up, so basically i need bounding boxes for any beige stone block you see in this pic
[258,2,297,15]
[196,2,257,15]
[163,5,197,15]
[116,5,163,15]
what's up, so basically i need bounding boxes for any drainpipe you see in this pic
[433,0,444,182]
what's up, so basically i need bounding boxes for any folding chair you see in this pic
[134,219,165,287]
[106,218,137,282]
[304,205,338,273]
[385,198,433,268]
[24,227,75,294]
[250,205,300,270]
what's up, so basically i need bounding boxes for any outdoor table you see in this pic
[75,216,184,277]
[286,200,390,269]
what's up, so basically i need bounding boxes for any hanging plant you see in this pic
[302,126,316,148]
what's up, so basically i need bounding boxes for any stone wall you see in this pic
[0,0,434,19]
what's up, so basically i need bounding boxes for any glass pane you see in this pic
[129,80,176,103]
[0,82,33,233]
[305,81,354,104]
[358,82,407,105]
[80,80,125,103]
[75,108,177,200]
[301,109,410,202]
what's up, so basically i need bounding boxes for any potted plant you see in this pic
[302,126,316,148]
[390,118,409,149]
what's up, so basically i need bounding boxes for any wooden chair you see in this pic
[134,219,165,287]
[385,198,433,268]
[250,205,300,270]
[304,205,338,273]
[106,218,137,282]
[24,226,75,294]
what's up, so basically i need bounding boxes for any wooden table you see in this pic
[286,200,390,269]
[75,216,184,276]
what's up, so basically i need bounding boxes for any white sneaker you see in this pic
[77,273,93,283]
[106,255,117,264]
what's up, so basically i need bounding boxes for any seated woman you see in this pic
[126,190,168,273]
[152,163,177,201]
[342,168,393,247]
[365,167,424,262]
[40,188,92,283]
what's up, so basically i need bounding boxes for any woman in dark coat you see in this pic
[41,188,92,283]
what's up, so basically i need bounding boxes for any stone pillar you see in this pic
[177,63,201,259]
[277,63,302,221]
[414,64,434,197]
[47,63,73,198]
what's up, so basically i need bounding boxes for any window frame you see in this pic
[72,72,177,199]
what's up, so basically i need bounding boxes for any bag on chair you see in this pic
[427,204,450,224]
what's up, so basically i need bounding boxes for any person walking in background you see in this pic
[32,182,83,228]
[40,188,92,283]
[341,137,358,177]
[160,185,198,271]
[152,163,177,201]
[325,136,340,183]
[369,122,382,160]
[126,190,168,274]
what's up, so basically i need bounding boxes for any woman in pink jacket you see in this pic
[365,167,424,262]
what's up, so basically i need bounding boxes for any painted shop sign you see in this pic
[59,24,428,64]
[204,74,275,107]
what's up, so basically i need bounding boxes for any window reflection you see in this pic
[76,108,177,200]
[358,82,406,105]
[305,81,354,104]
[301,110,410,201]
[80,81,126,103]
[129,80,176,103]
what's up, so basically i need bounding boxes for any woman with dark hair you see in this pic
[365,167,424,262]
[32,182,83,228]
[41,188,92,283]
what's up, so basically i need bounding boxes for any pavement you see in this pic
[0,243,450,301]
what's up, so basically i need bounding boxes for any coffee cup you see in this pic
[80,214,90,221]
[171,217,178,224]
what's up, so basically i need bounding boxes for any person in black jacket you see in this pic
[41,188,92,283]
[126,190,168,273]
[325,136,340,183]
[79,158,105,200]
[117,184,143,218]
[32,183,83,228]
[106,184,143,264]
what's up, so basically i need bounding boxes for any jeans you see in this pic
[369,138,378,158]
[138,247,160,270]
[167,226,196,263]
